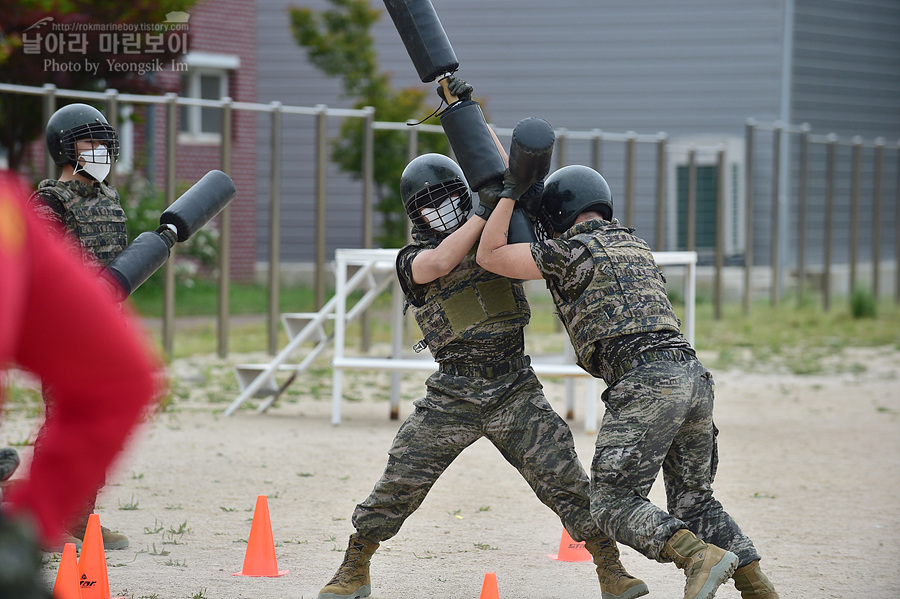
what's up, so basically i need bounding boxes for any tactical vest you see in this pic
[34,179,127,267]
[408,247,530,356]
[548,221,680,370]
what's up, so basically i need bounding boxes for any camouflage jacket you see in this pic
[29,179,127,267]
[397,235,530,364]
[532,219,688,382]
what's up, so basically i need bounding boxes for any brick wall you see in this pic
[151,0,259,281]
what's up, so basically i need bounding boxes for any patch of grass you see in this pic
[473,542,498,550]
[118,495,140,510]
[130,280,317,318]
[143,519,164,534]
[692,298,900,371]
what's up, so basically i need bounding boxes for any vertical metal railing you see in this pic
[360,107,376,352]
[405,120,418,244]
[873,138,884,299]
[655,133,667,250]
[42,84,57,179]
[896,139,900,306]
[797,124,810,303]
[686,147,697,252]
[105,89,119,188]
[849,137,862,292]
[714,146,726,319]
[770,124,782,306]
[267,102,283,355]
[314,105,328,310]
[217,97,233,358]
[591,129,603,173]
[743,120,755,314]
[555,128,569,169]
[163,93,178,357]
[823,134,837,312]
[625,132,636,227]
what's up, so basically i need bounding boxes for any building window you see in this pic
[178,52,239,143]
[667,137,744,258]
[676,164,719,252]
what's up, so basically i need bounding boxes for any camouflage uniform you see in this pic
[351,235,608,546]
[532,219,761,567]
[28,179,127,267]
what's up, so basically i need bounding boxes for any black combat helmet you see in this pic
[400,153,471,235]
[540,165,613,234]
[45,103,119,167]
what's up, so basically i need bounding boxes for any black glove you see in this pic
[500,168,533,203]
[519,180,544,219]
[437,75,473,104]
[473,179,504,220]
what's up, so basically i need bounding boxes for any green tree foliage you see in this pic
[289,0,450,247]
[0,0,196,171]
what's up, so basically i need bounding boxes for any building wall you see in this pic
[256,0,898,284]
[153,0,259,281]
[781,0,900,272]
[255,0,369,266]
[258,0,788,259]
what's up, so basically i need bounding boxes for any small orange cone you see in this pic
[547,528,593,562]
[233,495,288,577]
[53,542,83,599]
[77,514,124,599]
[478,572,500,599]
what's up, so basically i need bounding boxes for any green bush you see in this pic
[118,173,220,290]
[850,284,877,319]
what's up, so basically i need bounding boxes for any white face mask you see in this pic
[73,144,111,182]
[420,196,463,232]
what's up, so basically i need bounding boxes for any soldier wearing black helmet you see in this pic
[28,103,126,267]
[477,164,780,599]
[25,103,132,552]
[317,79,648,599]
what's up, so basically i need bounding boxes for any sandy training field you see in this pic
[2,346,899,598]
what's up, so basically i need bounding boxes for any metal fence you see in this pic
[2,83,898,357]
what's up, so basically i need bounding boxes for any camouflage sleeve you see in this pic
[530,238,593,300]
[396,243,428,307]
[26,190,66,235]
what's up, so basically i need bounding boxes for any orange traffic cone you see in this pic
[478,572,500,599]
[233,495,288,577]
[53,542,82,599]
[77,514,124,599]
[547,528,592,562]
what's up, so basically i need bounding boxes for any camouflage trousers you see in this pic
[352,366,607,545]
[590,358,761,566]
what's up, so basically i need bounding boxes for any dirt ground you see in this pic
[2,345,899,599]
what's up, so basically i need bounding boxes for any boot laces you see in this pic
[591,539,630,582]
[326,540,369,585]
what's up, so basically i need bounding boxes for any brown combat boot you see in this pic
[733,560,780,598]
[585,537,649,599]
[67,512,130,551]
[662,529,739,599]
[318,533,380,599]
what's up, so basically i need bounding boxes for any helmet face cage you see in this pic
[62,122,120,164]
[406,178,472,234]
[534,210,554,241]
